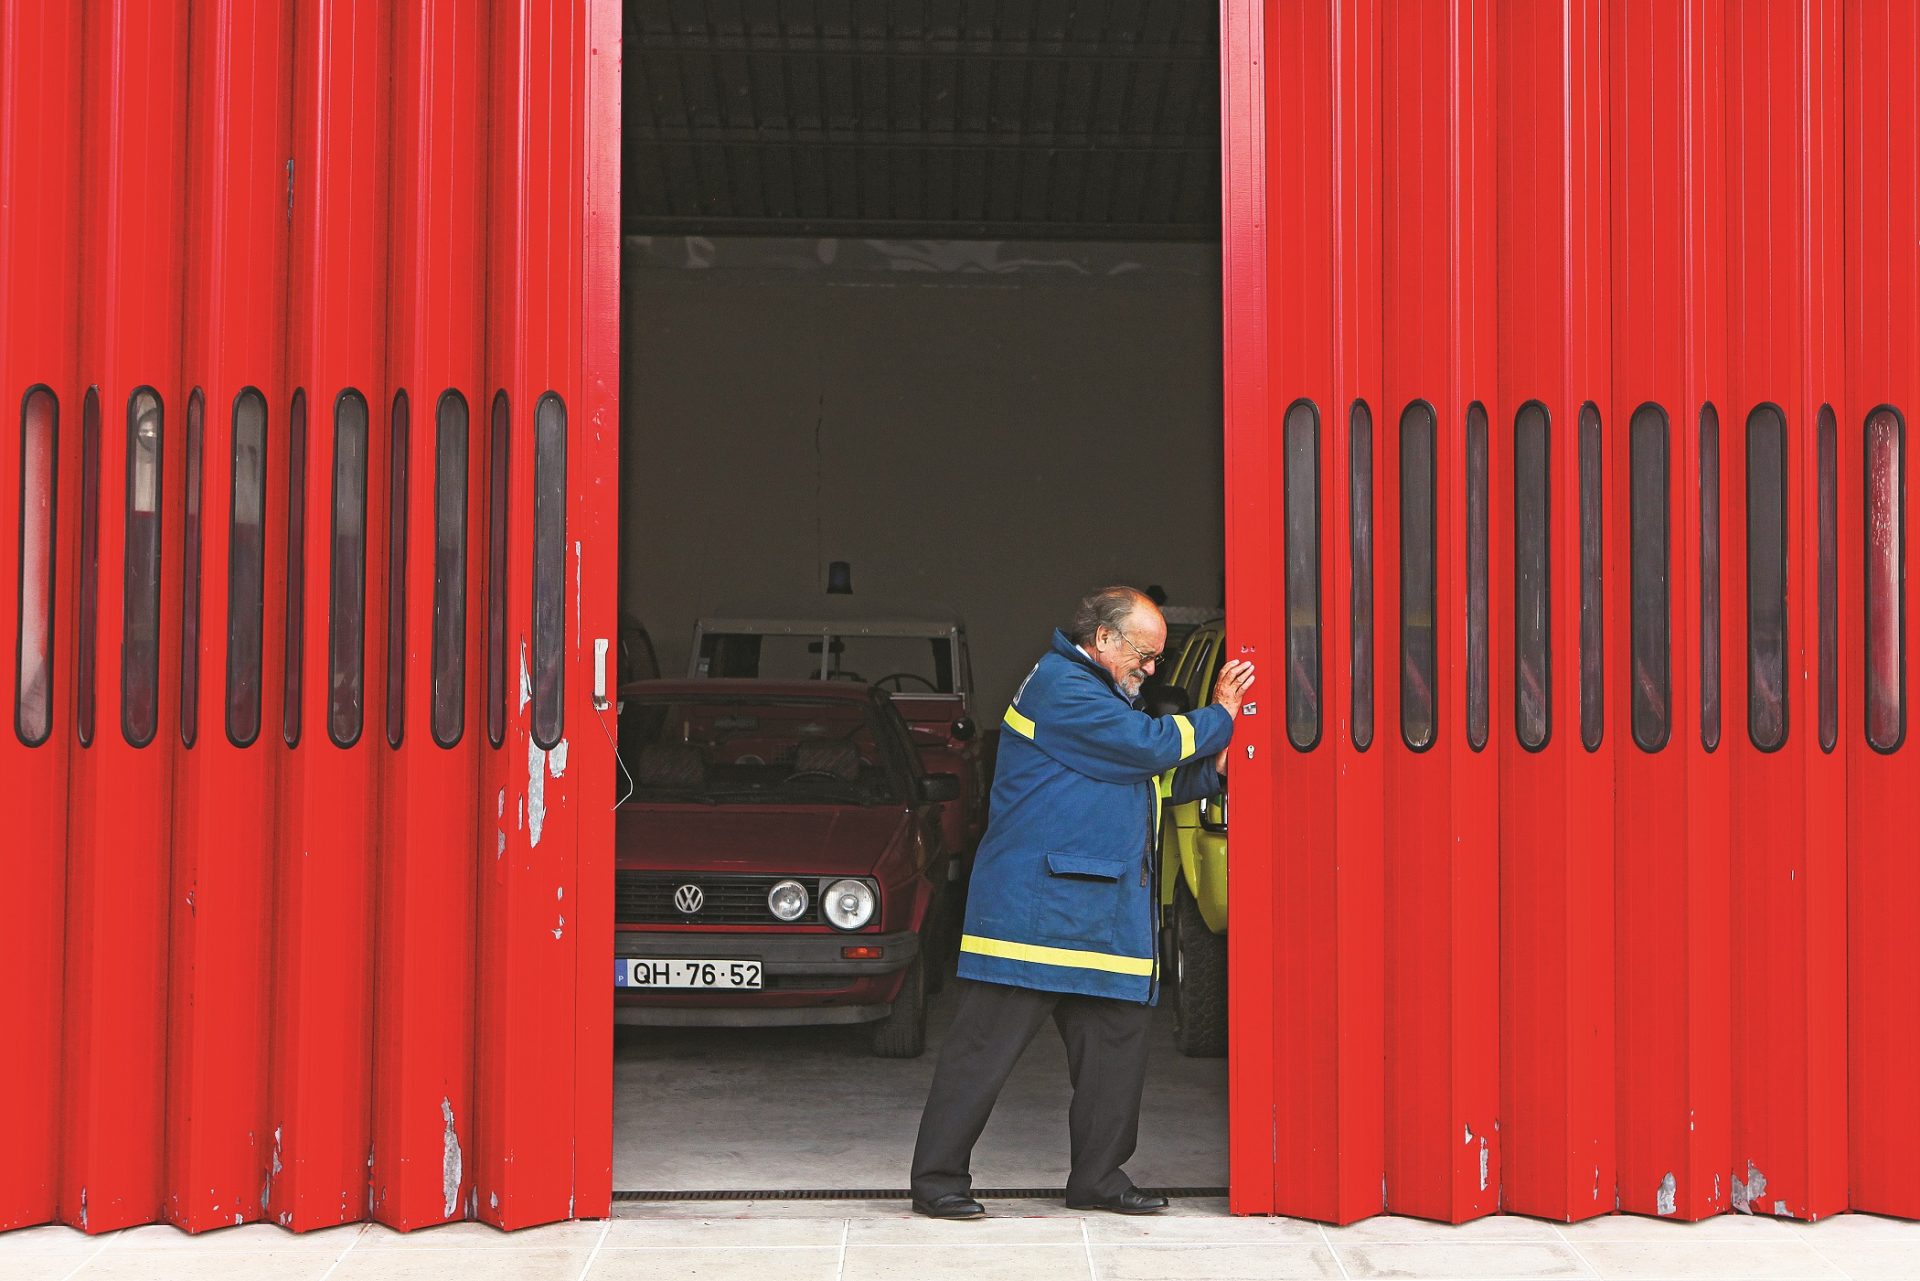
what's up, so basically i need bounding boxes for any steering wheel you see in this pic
[784,769,851,784]
[872,672,938,693]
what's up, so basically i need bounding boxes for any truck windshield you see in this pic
[698,632,955,693]
[618,695,905,806]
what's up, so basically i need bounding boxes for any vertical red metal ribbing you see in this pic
[473,0,587,1229]
[372,0,487,1230]
[1257,0,1385,1225]
[165,0,295,1231]
[1219,0,1279,1218]
[1723,0,1849,1222]
[59,0,191,1234]
[1378,0,1499,1224]
[0,0,83,1231]
[269,0,392,1229]
[1493,0,1617,1221]
[1607,0,1734,1222]
[1844,0,1920,1220]
[572,0,623,1219]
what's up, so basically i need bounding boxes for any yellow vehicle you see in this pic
[1150,620,1229,1057]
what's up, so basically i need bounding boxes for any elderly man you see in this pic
[909,586,1255,1220]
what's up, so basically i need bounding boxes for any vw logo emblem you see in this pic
[673,884,704,915]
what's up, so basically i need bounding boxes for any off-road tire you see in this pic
[871,954,929,1058]
[1172,878,1228,1058]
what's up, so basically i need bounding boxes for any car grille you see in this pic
[617,872,807,926]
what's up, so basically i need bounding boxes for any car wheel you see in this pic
[870,954,929,1058]
[1172,878,1227,1058]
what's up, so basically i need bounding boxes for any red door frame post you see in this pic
[1493,0,1618,1221]
[1723,0,1849,1222]
[371,0,489,1230]
[61,0,193,1233]
[0,0,83,1230]
[166,0,295,1230]
[1844,0,1920,1220]
[269,0,393,1230]
[1606,0,1736,1221]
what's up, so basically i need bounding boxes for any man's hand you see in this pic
[1212,659,1256,717]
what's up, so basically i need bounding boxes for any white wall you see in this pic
[620,237,1224,711]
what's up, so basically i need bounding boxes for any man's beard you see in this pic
[1118,669,1146,699]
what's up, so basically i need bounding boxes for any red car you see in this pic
[613,680,962,1057]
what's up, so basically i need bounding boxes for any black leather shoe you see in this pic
[1066,1187,1169,1215]
[912,1193,987,1220]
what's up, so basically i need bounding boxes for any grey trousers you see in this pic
[910,978,1153,1203]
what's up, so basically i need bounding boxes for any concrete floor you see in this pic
[613,977,1227,1192]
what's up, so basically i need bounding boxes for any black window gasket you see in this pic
[76,387,100,747]
[1747,402,1790,752]
[1817,405,1838,753]
[1629,403,1672,753]
[326,389,370,749]
[1349,400,1375,752]
[1514,400,1552,752]
[181,389,206,747]
[14,386,59,748]
[121,386,165,749]
[1700,403,1722,752]
[431,390,470,749]
[284,389,309,746]
[1282,398,1322,751]
[226,387,268,747]
[487,390,509,749]
[1399,399,1437,753]
[1864,404,1906,754]
[1578,401,1604,752]
[1465,402,1489,751]
[387,390,409,749]
[531,392,567,752]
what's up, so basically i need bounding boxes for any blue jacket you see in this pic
[958,630,1234,1002]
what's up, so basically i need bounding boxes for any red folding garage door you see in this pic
[0,0,618,1234]
[1223,0,1920,1224]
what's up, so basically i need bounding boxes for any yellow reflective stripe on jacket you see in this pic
[1003,705,1037,739]
[960,933,1155,976]
[1172,713,1196,760]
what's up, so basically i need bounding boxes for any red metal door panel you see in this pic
[472,0,590,1230]
[0,0,83,1231]
[1606,0,1734,1222]
[60,0,192,1233]
[1843,0,1920,1220]
[371,0,489,1231]
[269,0,393,1230]
[1723,0,1849,1222]
[1244,0,1387,1225]
[166,0,295,1231]
[1493,0,1618,1221]
[1219,0,1279,1217]
[1378,0,1500,1225]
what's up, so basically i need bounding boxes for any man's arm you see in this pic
[1013,671,1233,783]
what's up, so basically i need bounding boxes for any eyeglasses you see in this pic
[1108,628,1164,667]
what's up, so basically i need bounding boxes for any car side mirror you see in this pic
[920,773,962,803]
[950,716,976,742]
[1142,685,1194,719]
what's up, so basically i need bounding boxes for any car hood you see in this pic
[615,804,912,877]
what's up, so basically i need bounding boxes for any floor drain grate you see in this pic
[611,1186,1229,1203]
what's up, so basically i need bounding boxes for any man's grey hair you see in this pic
[1068,586,1153,647]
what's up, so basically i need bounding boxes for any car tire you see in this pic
[1172,878,1228,1058]
[870,954,928,1058]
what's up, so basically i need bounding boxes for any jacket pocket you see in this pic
[1043,850,1127,881]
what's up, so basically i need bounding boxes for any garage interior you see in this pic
[614,0,1230,1194]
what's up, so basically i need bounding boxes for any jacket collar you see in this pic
[1051,628,1128,700]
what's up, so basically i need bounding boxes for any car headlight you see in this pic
[821,878,876,931]
[767,879,810,922]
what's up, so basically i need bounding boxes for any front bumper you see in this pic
[613,928,920,1028]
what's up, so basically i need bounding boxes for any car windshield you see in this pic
[697,631,955,694]
[618,694,905,806]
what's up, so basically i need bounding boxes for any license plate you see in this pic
[616,958,763,990]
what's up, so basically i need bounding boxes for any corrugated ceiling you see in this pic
[624,0,1222,240]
